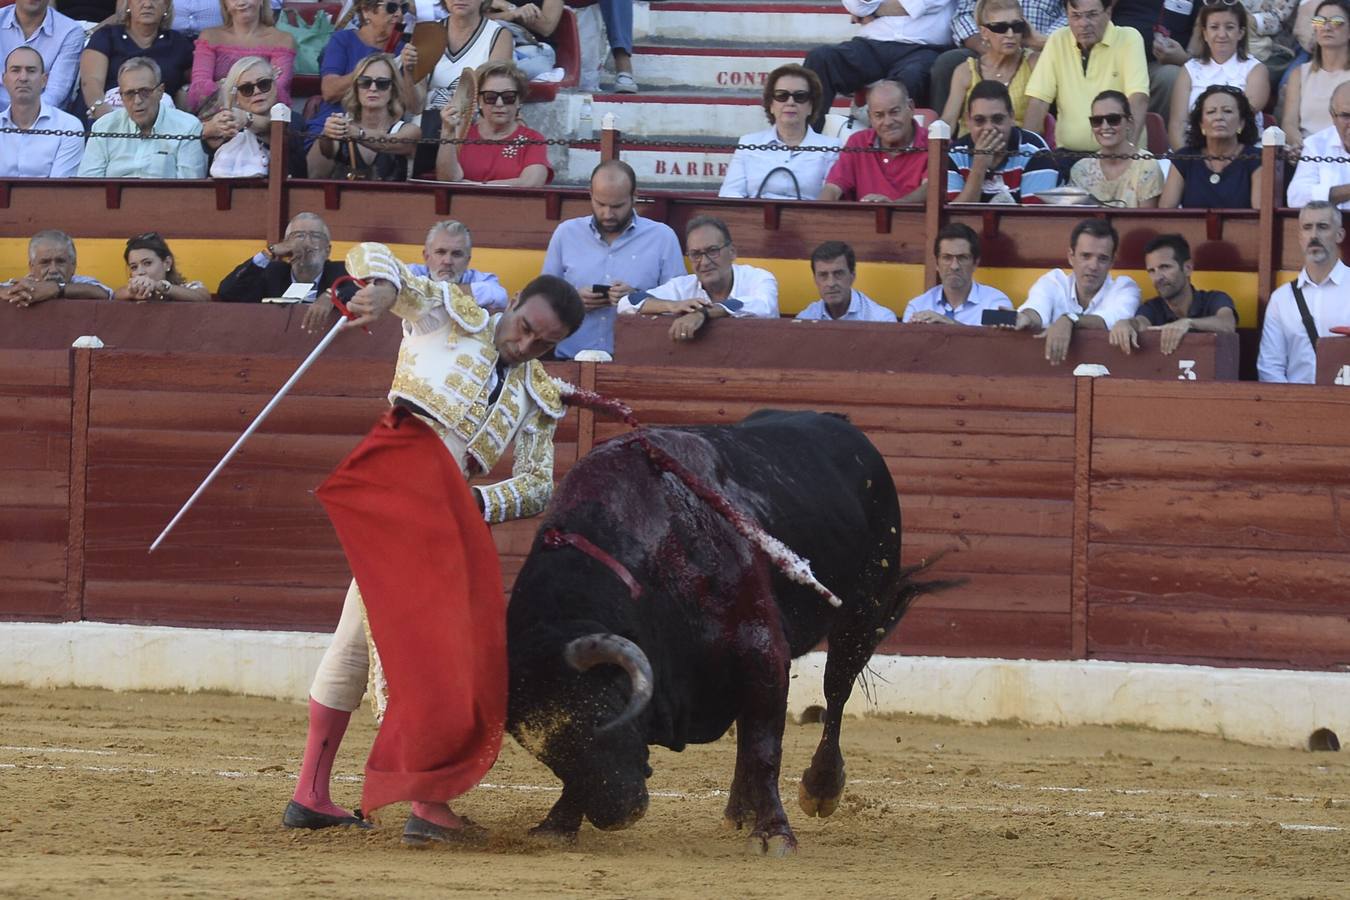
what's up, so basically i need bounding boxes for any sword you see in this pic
[149,279,367,552]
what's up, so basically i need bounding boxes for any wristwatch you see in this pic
[1064,311,1081,324]
[85,102,103,118]
[56,278,67,299]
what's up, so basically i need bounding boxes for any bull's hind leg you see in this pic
[726,644,797,857]
[800,565,904,818]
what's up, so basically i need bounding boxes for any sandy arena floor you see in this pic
[0,686,1346,899]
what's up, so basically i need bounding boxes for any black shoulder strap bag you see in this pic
[1291,282,1319,349]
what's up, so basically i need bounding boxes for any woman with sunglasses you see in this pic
[201,56,309,177]
[1283,0,1350,149]
[187,0,296,115]
[1161,84,1269,208]
[307,0,417,139]
[423,0,514,110]
[940,0,1039,135]
[1168,2,1269,149]
[1070,90,1163,206]
[718,64,842,200]
[310,53,421,180]
[112,233,210,303]
[80,0,195,121]
[429,61,551,184]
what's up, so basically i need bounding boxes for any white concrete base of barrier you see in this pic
[2,622,1345,751]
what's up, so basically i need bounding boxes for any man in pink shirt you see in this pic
[819,80,929,202]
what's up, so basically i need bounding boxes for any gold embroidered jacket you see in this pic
[345,242,567,524]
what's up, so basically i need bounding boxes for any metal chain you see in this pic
[3,125,1344,162]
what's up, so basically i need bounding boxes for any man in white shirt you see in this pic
[797,241,897,322]
[902,223,1013,324]
[77,57,207,180]
[1015,217,1141,364]
[1258,202,1350,384]
[406,220,509,312]
[0,46,83,177]
[618,215,779,343]
[803,0,955,131]
[1288,82,1350,211]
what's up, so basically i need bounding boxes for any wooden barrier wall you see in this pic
[5,302,1349,670]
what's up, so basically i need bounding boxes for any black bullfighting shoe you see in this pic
[401,813,490,848]
[282,800,373,830]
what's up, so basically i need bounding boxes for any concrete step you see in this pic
[631,44,806,91]
[588,90,852,138]
[634,0,854,45]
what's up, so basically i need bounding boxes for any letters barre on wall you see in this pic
[614,317,1241,381]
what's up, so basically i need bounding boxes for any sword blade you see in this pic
[149,317,351,553]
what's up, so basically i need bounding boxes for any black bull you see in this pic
[506,409,946,855]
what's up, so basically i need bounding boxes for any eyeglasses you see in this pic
[1088,112,1127,127]
[287,230,328,242]
[970,113,1008,127]
[356,76,394,91]
[120,85,162,102]
[1312,14,1348,26]
[982,19,1028,33]
[235,76,274,97]
[687,243,728,262]
[1201,0,1239,6]
[367,1,409,13]
[772,89,812,104]
[479,89,519,105]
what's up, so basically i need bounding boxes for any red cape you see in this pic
[317,408,506,815]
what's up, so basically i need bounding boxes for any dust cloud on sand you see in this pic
[0,687,1346,898]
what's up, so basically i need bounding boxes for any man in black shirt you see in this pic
[217,212,346,304]
[1108,233,1237,355]
[1111,0,1199,115]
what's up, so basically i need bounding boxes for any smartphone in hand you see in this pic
[982,308,1018,328]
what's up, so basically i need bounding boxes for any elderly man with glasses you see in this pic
[217,212,347,304]
[76,57,207,179]
[617,215,780,343]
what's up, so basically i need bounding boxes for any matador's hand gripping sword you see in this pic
[149,276,368,552]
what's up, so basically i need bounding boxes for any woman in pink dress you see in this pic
[188,0,296,113]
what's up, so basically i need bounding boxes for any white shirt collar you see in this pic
[1298,259,1350,289]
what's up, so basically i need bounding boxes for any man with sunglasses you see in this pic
[946,79,1058,202]
[1289,81,1350,209]
[77,57,207,178]
[1023,0,1151,151]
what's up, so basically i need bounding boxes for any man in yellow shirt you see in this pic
[1022,0,1149,152]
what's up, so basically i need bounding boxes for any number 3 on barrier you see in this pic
[1177,360,1197,381]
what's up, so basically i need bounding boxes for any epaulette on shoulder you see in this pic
[526,363,566,419]
[443,283,490,333]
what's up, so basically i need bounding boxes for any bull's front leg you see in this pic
[729,649,796,858]
[529,781,585,844]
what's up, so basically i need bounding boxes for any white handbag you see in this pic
[210,128,269,178]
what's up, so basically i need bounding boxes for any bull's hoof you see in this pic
[748,832,797,858]
[527,823,579,846]
[797,780,841,818]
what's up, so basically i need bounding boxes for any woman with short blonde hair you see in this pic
[188,0,296,112]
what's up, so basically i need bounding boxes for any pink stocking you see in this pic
[292,697,354,817]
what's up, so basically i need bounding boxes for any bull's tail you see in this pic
[883,549,967,636]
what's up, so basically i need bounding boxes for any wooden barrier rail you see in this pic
[0,121,1314,312]
[3,301,1347,671]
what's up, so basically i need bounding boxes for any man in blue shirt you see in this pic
[545,160,685,359]
[0,0,83,108]
[406,220,509,312]
[902,222,1014,324]
[795,241,898,322]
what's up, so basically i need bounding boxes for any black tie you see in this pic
[487,360,509,406]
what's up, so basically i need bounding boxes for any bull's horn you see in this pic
[563,634,653,733]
